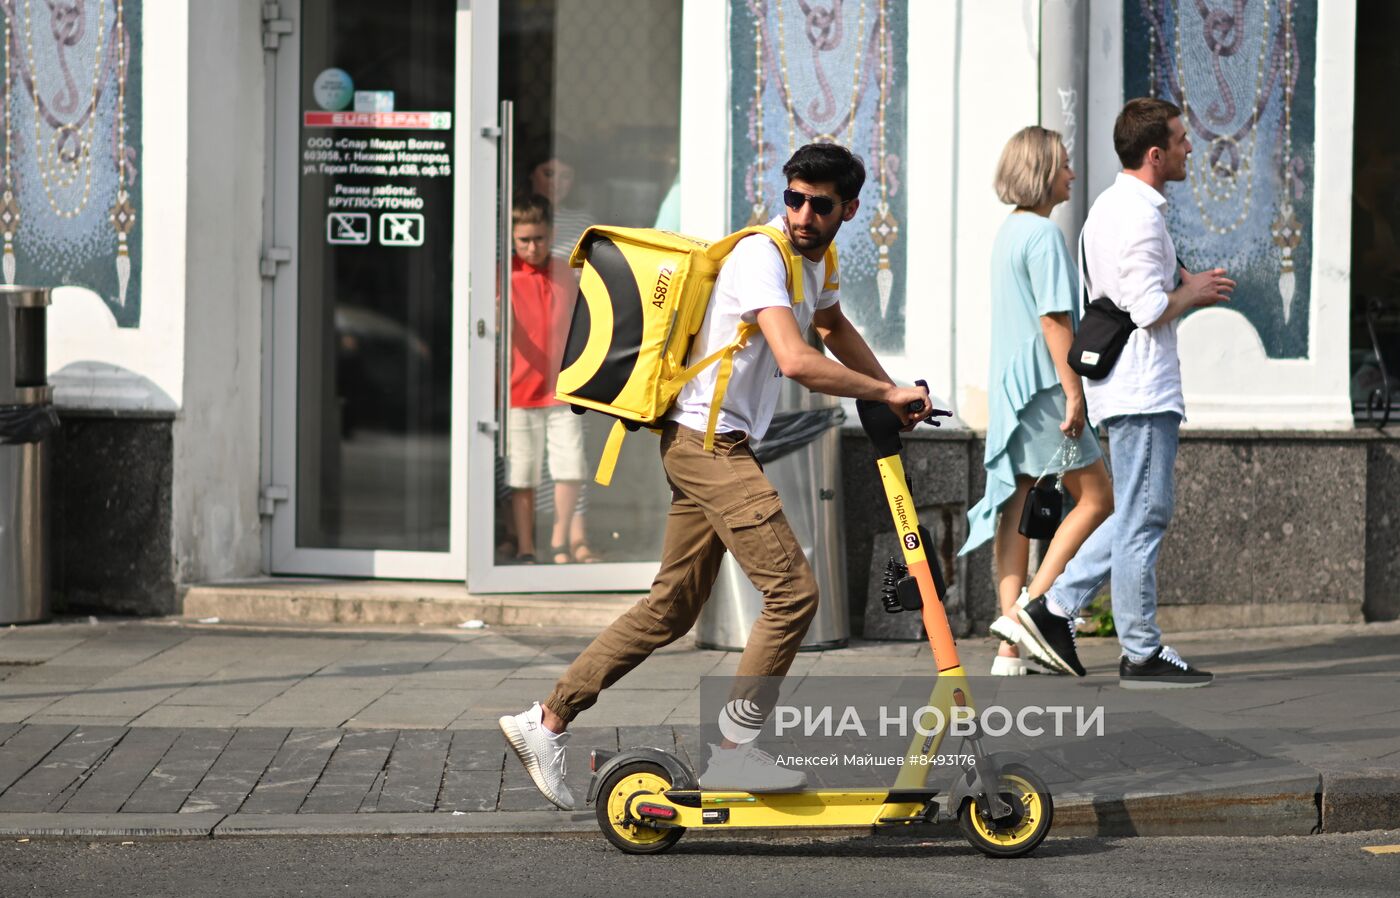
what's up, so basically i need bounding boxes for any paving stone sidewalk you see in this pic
[0,618,1397,836]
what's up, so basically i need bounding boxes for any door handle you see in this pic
[492,99,514,460]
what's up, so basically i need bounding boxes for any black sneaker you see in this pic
[1119,646,1213,689]
[1015,596,1086,676]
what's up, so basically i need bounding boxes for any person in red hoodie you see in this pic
[505,195,586,563]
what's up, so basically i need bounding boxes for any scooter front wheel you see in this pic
[595,761,685,855]
[957,763,1053,858]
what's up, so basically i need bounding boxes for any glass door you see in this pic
[268,0,469,577]
[466,0,684,591]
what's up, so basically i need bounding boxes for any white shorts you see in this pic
[506,405,588,488]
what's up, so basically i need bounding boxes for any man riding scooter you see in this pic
[499,143,934,809]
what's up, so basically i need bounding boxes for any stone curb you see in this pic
[1050,773,1322,837]
[0,813,227,840]
[212,811,599,838]
[181,582,636,629]
[1320,769,1400,834]
[180,581,1366,633]
[3,773,1395,842]
[0,811,599,841]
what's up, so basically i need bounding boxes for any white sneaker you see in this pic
[989,615,1026,646]
[498,702,575,810]
[698,743,807,792]
[990,587,1031,645]
[989,655,1028,676]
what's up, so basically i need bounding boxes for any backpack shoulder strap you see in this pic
[704,224,805,305]
[1079,231,1137,327]
[593,420,628,487]
[701,321,760,451]
[1078,231,1091,314]
[822,243,839,295]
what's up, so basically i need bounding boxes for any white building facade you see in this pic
[30,1,1393,623]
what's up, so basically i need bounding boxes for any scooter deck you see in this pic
[645,788,936,829]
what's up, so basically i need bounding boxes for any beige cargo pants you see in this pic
[544,424,819,724]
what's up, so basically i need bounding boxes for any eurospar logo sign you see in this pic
[303,111,452,130]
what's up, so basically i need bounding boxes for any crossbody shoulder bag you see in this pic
[1067,233,1137,380]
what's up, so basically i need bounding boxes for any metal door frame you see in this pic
[264,0,469,578]
[464,0,661,592]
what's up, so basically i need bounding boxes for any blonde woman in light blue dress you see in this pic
[959,127,1115,675]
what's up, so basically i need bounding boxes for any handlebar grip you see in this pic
[907,378,930,415]
[910,379,953,428]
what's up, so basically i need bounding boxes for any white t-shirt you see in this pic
[668,217,840,440]
[1081,172,1185,422]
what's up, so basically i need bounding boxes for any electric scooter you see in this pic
[586,384,1054,857]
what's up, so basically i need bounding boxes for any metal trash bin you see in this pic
[0,286,55,625]
[695,377,849,651]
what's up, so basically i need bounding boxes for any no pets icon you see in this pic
[380,213,425,247]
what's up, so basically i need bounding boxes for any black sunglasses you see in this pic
[783,188,847,217]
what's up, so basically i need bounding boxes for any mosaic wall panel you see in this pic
[730,0,907,351]
[1125,0,1315,359]
[1,0,142,327]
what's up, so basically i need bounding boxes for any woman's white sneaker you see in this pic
[989,614,1026,646]
[990,654,1028,676]
[498,702,575,810]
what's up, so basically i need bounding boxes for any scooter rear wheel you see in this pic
[596,761,685,855]
[957,763,1053,858]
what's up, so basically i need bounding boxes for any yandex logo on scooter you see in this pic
[878,457,927,565]
[892,492,914,538]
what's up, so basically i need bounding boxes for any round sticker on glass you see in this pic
[313,68,355,111]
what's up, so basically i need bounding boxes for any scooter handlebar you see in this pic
[911,379,953,428]
[856,379,953,456]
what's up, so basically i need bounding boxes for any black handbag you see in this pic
[1018,478,1064,539]
[1017,437,1079,540]
[1067,235,1137,380]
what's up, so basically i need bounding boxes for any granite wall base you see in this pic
[51,412,176,616]
[1159,434,1367,613]
[39,415,1397,626]
[1365,442,1400,621]
[840,428,1398,639]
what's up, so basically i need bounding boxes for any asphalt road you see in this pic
[4,831,1399,897]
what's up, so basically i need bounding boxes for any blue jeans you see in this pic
[1044,412,1181,663]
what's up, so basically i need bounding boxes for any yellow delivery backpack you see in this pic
[555,224,837,486]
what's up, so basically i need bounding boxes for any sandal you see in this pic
[550,545,572,565]
[514,553,536,564]
[571,543,601,564]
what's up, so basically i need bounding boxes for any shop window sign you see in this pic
[295,0,456,551]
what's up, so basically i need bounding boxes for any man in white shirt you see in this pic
[499,144,934,808]
[1014,98,1234,689]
